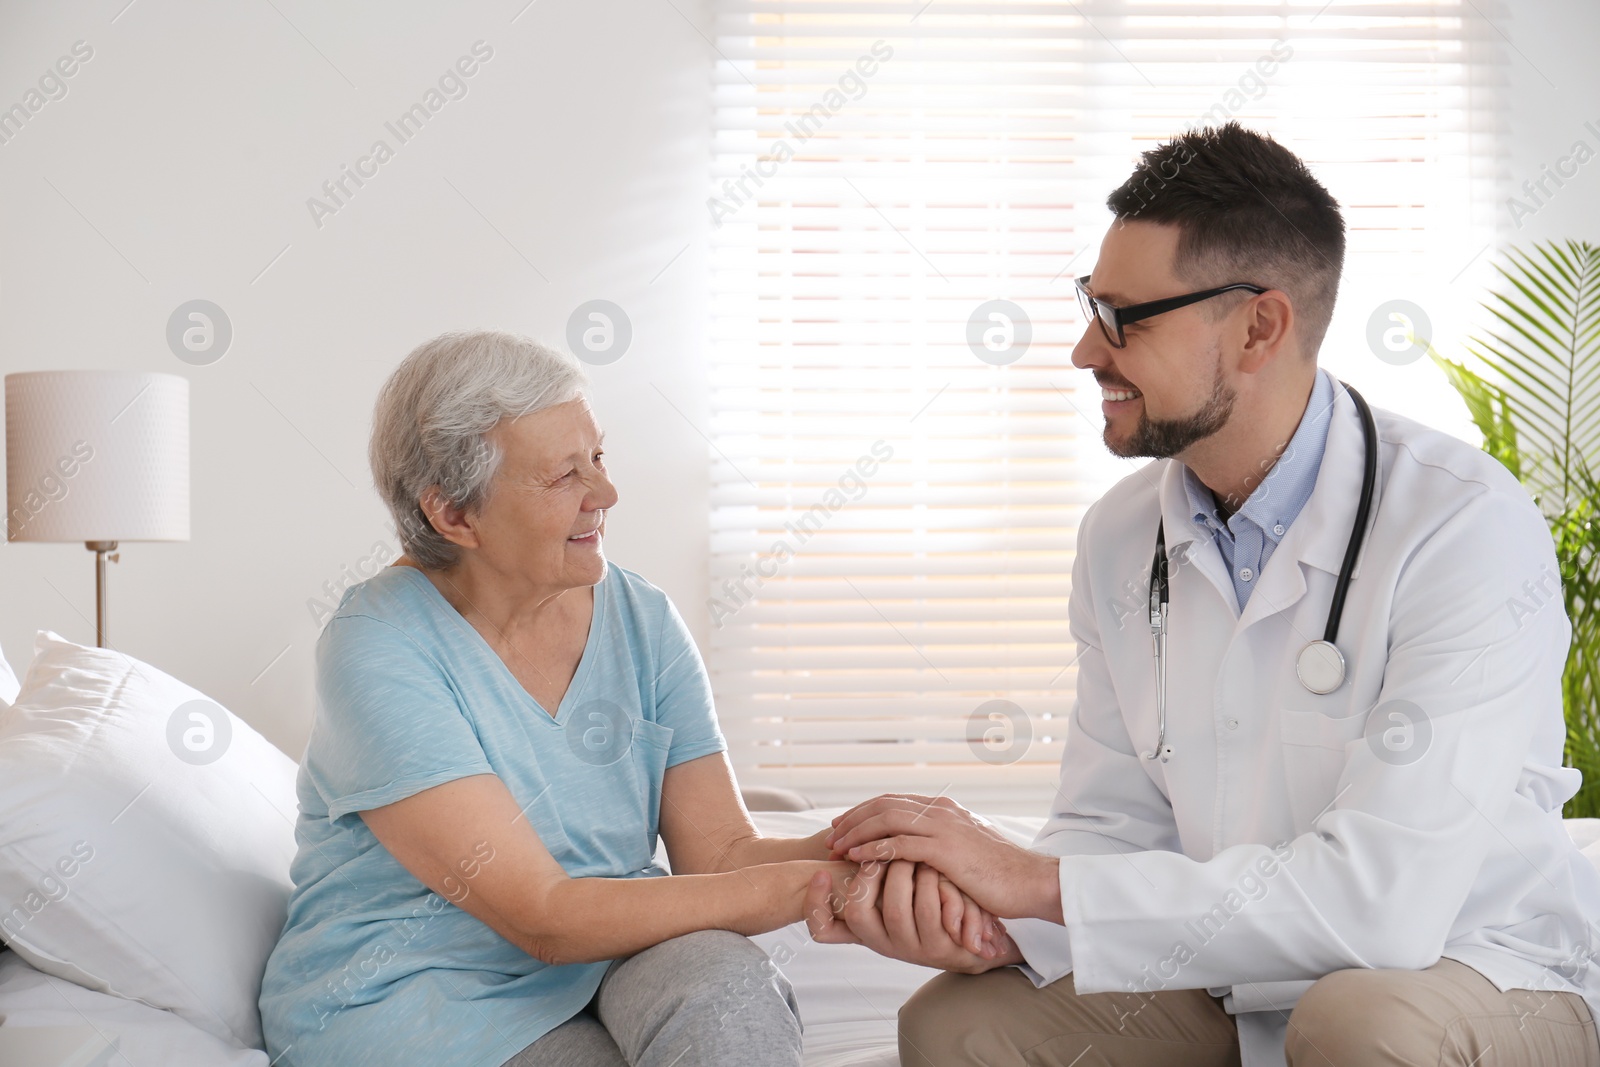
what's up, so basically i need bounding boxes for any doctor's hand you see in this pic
[824,794,1063,923]
[804,859,1023,975]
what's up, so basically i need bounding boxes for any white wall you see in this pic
[2,0,1596,765]
[1305,0,1599,455]
[0,0,714,759]
[1505,1,1600,247]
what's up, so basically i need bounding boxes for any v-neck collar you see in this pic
[391,563,608,727]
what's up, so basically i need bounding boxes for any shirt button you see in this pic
[1239,567,1254,582]
[1273,524,1285,536]
[1227,718,1239,730]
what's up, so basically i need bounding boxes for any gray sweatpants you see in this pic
[500,929,804,1067]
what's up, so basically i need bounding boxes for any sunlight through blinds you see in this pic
[707,1,1502,811]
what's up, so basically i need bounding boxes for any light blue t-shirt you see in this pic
[259,561,727,1067]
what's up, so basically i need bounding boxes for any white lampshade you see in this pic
[6,371,190,543]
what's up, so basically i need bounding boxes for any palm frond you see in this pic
[1429,353,1523,480]
[1436,241,1600,817]
[1559,461,1600,816]
[1464,241,1600,513]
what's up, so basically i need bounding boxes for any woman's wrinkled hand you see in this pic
[803,859,1020,974]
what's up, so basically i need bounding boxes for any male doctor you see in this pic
[805,123,1600,1066]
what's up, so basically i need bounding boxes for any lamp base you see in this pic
[84,541,119,648]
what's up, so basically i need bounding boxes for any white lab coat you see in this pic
[1006,379,1600,1067]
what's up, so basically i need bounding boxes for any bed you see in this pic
[5,631,1600,1067]
[0,630,1052,1066]
[0,808,1046,1067]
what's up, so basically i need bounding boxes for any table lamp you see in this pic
[5,371,190,647]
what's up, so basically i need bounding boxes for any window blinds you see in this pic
[707,1,1501,811]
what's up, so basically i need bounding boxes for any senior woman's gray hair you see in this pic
[370,330,589,570]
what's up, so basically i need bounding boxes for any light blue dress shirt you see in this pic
[1180,369,1336,612]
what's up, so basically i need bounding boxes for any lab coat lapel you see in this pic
[1156,459,1237,617]
[1234,380,1371,636]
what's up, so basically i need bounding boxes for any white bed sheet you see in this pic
[0,947,267,1067]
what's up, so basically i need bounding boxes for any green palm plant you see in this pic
[1429,240,1600,816]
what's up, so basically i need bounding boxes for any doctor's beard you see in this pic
[1105,355,1236,459]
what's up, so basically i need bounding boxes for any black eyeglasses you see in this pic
[1075,275,1268,348]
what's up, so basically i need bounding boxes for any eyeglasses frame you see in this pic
[1075,275,1269,348]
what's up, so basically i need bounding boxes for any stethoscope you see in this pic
[1143,382,1378,763]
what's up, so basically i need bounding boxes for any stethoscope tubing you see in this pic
[1143,381,1378,762]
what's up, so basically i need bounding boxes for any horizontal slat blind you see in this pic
[708,1,1500,811]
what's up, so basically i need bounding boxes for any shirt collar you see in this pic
[1180,368,1336,545]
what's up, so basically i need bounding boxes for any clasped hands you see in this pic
[802,794,1060,974]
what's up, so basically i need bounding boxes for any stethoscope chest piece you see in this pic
[1295,639,1346,695]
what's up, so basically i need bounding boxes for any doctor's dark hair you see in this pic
[369,330,589,570]
[1107,122,1345,357]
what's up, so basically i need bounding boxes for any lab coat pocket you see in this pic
[1280,708,1368,832]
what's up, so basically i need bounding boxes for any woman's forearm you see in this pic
[670,827,833,874]
[517,860,830,966]
[726,829,833,867]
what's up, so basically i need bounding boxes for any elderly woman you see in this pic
[257,330,980,1067]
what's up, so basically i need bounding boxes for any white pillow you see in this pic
[0,636,19,705]
[0,631,298,1051]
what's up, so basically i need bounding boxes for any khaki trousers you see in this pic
[898,958,1599,1066]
